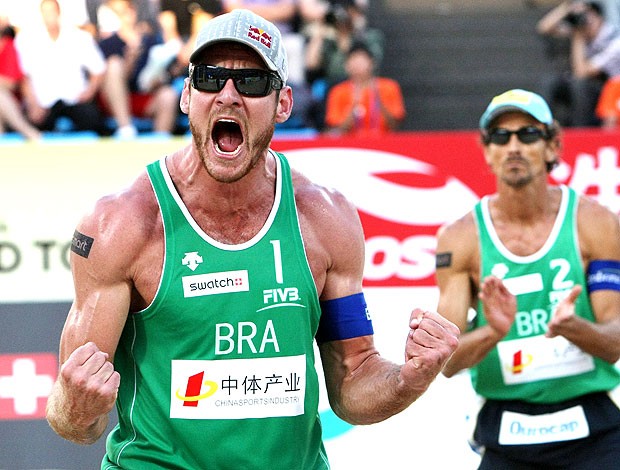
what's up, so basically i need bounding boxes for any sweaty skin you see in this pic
[46,42,459,446]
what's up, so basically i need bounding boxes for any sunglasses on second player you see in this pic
[485,126,549,145]
[190,65,284,97]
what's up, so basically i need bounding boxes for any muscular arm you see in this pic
[546,198,620,363]
[46,183,151,444]
[300,180,458,424]
[320,309,459,424]
[435,214,515,377]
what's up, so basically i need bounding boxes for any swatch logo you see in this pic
[182,270,249,298]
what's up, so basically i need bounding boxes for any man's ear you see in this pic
[545,132,562,170]
[275,86,293,124]
[180,78,191,115]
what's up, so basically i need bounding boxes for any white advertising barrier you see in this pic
[2,129,620,469]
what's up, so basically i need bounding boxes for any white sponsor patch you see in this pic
[497,335,595,385]
[182,270,249,297]
[499,405,589,445]
[502,273,543,296]
[170,355,306,419]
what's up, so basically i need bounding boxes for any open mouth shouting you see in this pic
[212,118,244,156]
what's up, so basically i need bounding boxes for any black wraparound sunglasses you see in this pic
[485,126,549,145]
[190,65,284,97]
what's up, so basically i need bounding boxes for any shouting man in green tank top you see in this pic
[45,8,459,469]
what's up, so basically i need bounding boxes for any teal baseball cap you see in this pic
[479,89,553,129]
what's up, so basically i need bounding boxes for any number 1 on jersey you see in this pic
[270,240,284,284]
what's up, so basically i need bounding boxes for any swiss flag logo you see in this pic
[0,353,57,420]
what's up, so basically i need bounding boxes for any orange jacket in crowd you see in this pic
[325,77,406,137]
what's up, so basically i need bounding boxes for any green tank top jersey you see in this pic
[471,185,620,404]
[102,152,329,469]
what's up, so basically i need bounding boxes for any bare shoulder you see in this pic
[291,169,361,229]
[577,194,619,227]
[74,170,160,277]
[58,169,162,359]
[577,195,620,260]
[433,209,479,278]
[436,210,478,251]
[290,168,364,298]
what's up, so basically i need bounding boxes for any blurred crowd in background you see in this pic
[537,0,620,129]
[5,1,620,142]
[0,0,406,141]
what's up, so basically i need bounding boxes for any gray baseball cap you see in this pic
[190,9,289,83]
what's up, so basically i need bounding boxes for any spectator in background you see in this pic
[305,0,384,85]
[15,0,109,135]
[159,0,223,64]
[156,0,223,96]
[304,0,384,129]
[89,0,159,39]
[595,74,620,127]
[324,41,404,136]
[535,3,572,125]
[537,0,620,127]
[0,16,41,140]
[4,0,92,33]
[98,0,179,138]
[222,0,321,127]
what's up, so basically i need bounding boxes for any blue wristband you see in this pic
[587,259,620,292]
[316,292,374,343]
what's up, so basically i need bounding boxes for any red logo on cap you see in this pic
[247,25,272,49]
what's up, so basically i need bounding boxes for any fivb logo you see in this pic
[182,270,249,298]
[258,287,304,312]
